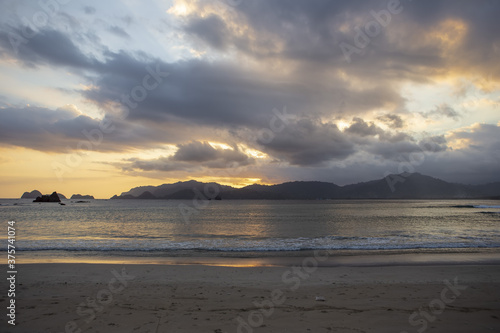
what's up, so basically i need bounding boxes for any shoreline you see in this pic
[18,251,500,267]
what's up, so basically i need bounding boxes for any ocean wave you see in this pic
[15,235,500,252]
[15,244,500,252]
[474,205,500,209]
[478,211,500,215]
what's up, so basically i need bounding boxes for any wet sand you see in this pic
[6,261,500,332]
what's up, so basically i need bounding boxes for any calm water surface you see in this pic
[1,199,499,259]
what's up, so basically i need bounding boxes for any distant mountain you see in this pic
[223,181,341,199]
[22,190,66,199]
[71,194,95,199]
[342,172,473,199]
[466,181,500,198]
[21,190,42,199]
[136,191,156,199]
[117,180,234,199]
[111,194,135,199]
[110,173,500,200]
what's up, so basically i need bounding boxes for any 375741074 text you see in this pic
[7,220,17,326]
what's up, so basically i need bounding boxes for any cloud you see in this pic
[83,6,96,15]
[179,0,500,84]
[0,1,499,186]
[255,124,498,186]
[447,123,500,151]
[173,141,253,166]
[414,123,500,184]
[75,49,405,131]
[251,117,355,166]
[421,103,461,121]
[0,105,95,152]
[346,117,382,137]
[377,114,405,128]
[123,140,254,172]
[0,28,94,69]
[0,105,200,153]
[346,117,412,143]
[0,25,407,130]
[185,15,230,50]
[107,26,131,39]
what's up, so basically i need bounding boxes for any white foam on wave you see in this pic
[15,234,500,252]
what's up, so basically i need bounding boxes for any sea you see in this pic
[1,199,500,265]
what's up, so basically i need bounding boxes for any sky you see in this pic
[0,0,499,199]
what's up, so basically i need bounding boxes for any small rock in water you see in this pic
[315,296,326,301]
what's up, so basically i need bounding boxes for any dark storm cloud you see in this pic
[0,105,197,153]
[345,117,412,143]
[0,23,404,130]
[173,141,251,165]
[337,117,430,160]
[0,27,94,69]
[76,49,403,130]
[255,124,499,186]
[82,56,316,128]
[124,140,254,172]
[252,118,355,166]
[0,105,99,151]
[346,117,382,137]
[188,0,500,81]
[366,140,422,160]
[222,0,371,62]
[185,15,229,50]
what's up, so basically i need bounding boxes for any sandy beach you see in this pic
[6,260,500,333]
